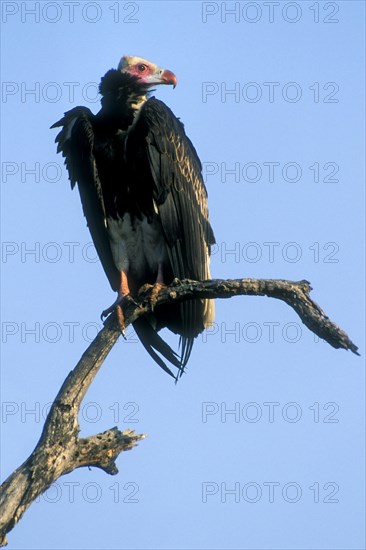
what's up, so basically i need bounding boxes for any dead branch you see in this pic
[123,278,358,353]
[0,277,358,546]
[0,317,145,546]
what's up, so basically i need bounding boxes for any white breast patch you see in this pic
[107,213,168,276]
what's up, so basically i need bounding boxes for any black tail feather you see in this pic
[133,317,182,379]
[179,336,194,378]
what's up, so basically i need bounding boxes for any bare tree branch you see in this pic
[126,278,358,353]
[0,316,145,546]
[0,277,358,546]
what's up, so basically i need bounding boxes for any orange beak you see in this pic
[161,69,177,88]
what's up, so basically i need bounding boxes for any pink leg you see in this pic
[115,271,131,334]
[149,263,165,309]
[119,270,131,298]
[101,271,131,333]
[155,263,165,285]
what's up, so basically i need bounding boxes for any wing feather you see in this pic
[51,107,120,291]
[125,98,215,372]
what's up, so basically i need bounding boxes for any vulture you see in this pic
[51,55,215,379]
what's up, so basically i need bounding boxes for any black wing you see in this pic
[51,107,181,377]
[51,107,120,291]
[125,98,215,368]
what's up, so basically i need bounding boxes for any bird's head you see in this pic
[118,56,177,89]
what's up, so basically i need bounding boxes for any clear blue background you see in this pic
[1,1,365,549]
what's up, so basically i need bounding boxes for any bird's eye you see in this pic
[137,64,147,72]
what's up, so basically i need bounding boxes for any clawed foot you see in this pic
[101,294,138,337]
[137,283,154,296]
[149,282,163,310]
[137,282,164,311]
[115,303,126,336]
[101,294,124,320]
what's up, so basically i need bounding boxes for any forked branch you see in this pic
[0,277,358,546]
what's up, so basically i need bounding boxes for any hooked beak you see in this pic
[146,68,177,89]
[160,69,177,88]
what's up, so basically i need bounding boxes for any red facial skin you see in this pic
[126,62,177,88]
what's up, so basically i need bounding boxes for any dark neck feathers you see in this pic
[97,70,151,130]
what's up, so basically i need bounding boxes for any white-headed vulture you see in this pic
[51,56,215,379]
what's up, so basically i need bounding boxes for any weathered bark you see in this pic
[0,277,358,546]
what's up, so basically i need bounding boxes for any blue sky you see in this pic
[1,1,365,549]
